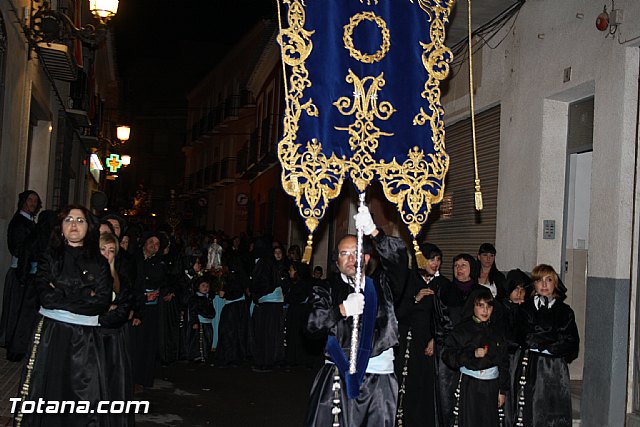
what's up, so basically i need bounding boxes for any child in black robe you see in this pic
[188,276,216,365]
[442,288,508,427]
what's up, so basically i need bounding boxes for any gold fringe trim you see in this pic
[302,234,313,264]
[474,179,483,211]
[413,239,428,270]
[15,316,45,426]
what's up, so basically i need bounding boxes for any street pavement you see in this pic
[135,361,318,427]
[0,347,318,427]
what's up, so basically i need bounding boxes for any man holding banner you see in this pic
[305,207,408,427]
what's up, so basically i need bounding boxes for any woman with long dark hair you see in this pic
[15,205,112,426]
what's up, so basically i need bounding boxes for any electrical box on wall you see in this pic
[543,220,555,239]
[610,8,623,26]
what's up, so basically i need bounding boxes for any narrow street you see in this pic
[135,362,318,427]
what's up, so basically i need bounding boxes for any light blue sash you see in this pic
[530,348,552,355]
[365,348,394,374]
[212,295,227,349]
[39,308,99,326]
[258,286,284,303]
[198,315,213,324]
[460,365,499,380]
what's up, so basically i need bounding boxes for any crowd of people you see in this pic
[0,191,580,427]
[302,207,580,427]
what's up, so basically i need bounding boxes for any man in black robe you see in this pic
[130,231,168,390]
[305,206,408,427]
[0,190,41,360]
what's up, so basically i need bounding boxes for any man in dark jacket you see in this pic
[305,206,408,427]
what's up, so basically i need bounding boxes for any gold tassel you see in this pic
[302,234,313,264]
[413,239,428,270]
[474,179,483,211]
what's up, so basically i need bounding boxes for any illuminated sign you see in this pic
[89,154,103,183]
[106,154,123,173]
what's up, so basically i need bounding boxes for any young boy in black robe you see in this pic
[188,276,216,365]
[442,288,508,427]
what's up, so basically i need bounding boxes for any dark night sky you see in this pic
[111,0,278,114]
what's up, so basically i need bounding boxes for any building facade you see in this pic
[437,1,640,425]
[0,0,120,306]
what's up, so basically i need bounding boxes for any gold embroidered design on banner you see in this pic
[334,69,395,192]
[343,11,391,64]
[278,0,346,234]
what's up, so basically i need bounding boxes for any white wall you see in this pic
[442,1,640,423]
[442,0,640,277]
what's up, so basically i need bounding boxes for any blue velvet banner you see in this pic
[278,0,454,242]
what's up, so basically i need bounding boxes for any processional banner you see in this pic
[277,0,455,261]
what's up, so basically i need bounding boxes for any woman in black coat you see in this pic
[513,264,579,427]
[394,243,448,427]
[435,253,484,427]
[15,205,112,427]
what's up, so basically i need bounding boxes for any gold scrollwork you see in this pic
[343,12,391,64]
[334,69,395,192]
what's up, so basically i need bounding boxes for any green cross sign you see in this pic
[106,154,122,173]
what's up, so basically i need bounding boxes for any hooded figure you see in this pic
[441,288,509,427]
[0,190,42,355]
[102,213,128,240]
[394,241,448,427]
[513,264,579,427]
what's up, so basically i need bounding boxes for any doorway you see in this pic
[562,97,594,380]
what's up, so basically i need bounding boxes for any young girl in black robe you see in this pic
[514,264,579,427]
[442,288,508,427]
[188,276,216,364]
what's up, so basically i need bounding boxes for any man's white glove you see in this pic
[353,206,376,236]
[342,292,365,318]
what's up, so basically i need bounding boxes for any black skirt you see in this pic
[215,300,248,365]
[16,315,107,427]
[514,351,572,427]
[157,297,180,365]
[454,373,500,427]
[6,274,40,361]
[130,304,160,387]
[395,324,437,427]
[1,269,24,351]
[250,302,284,368]
[98,326,134,426]
[305,363,398,427]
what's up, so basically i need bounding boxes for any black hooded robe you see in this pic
[304,230,407,427]
[513,298,579,427]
